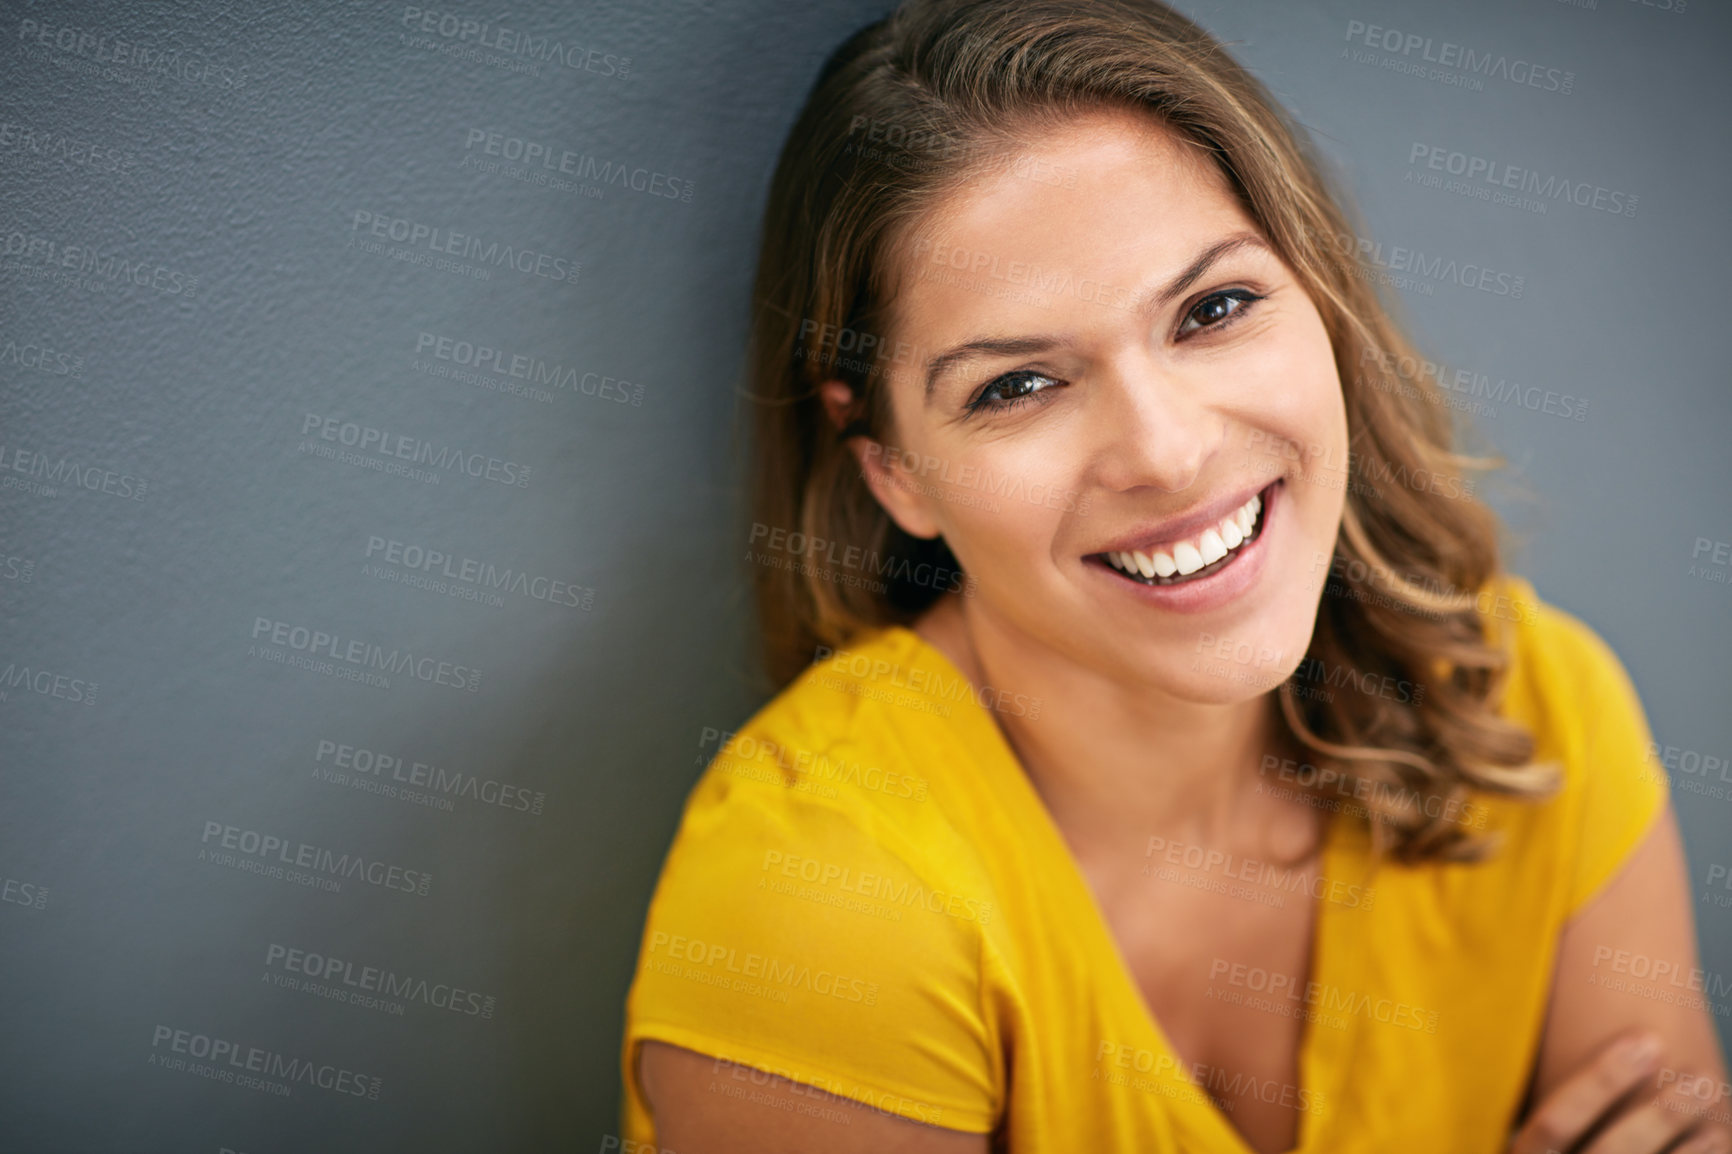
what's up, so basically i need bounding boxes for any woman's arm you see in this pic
[638,1040,992,1153]
[1518,802,1732,1145]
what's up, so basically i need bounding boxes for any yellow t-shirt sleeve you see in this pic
[623,775,1000,1134]
[1541,603,1671,919]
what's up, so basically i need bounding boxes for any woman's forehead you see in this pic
[883,141,1253,341]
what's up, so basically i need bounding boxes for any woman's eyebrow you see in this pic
[1140,231,1270,320]
[923,335,1071,401]
[921,230,1272,401]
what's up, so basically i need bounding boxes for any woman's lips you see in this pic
[1091,480,1276,587]
[1080,477,1280,615]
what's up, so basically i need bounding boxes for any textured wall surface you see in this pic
[1,0,1727,1150]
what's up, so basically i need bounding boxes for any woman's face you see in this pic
[846,105,1350,701]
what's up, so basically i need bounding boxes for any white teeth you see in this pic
[1102,487,1267,582]
[1197,528,1228,565]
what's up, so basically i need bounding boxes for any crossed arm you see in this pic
[1510,801,1732,1152]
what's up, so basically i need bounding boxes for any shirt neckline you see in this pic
[880,622,1367,1154]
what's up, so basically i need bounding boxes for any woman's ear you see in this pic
[817,379,943,541]
[817,378,857,433]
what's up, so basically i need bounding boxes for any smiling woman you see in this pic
[619,1,1729,1151]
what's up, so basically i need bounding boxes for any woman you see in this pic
[618,0,1730,1150]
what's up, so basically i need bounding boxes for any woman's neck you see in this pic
[913,592,1320,867]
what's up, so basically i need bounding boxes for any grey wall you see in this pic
[0,0,1726,1151]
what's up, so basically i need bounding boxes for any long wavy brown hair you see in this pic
[741,0,1560,864]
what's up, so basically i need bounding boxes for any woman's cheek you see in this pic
[924,447,1074,575]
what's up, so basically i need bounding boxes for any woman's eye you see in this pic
[965,370,1061,415]
[1178,289,1263,337]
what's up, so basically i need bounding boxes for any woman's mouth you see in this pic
[1090,481,1275,587]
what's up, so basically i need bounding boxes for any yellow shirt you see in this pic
[618,575,1669,1151]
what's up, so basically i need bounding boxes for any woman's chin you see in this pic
[1086,605,1316,702]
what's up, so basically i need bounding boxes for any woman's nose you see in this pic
[1085,361,1225,495]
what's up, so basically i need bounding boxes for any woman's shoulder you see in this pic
[690,623,950,815]
[652,620,997,955]
[1482,574,1651,752]
[685,621,1001,837]
[623,625,1003,1133]
[1475,573,1669,915]
[724,622,938,766]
